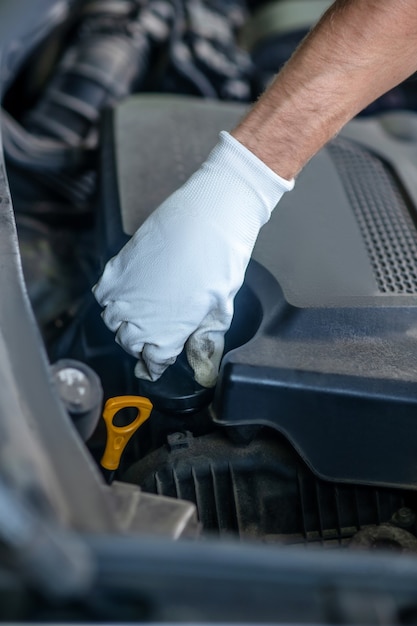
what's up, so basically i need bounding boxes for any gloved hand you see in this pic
[93,131,293,387]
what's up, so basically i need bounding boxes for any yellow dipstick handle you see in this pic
[101,395,153,471]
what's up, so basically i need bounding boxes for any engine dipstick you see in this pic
[100,395,153,484]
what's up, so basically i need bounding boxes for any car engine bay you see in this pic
[3,0,417,621]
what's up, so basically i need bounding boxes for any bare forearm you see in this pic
[232,0,417,179]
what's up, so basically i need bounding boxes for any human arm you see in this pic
[93,0,417,388]
[233,0,417,179]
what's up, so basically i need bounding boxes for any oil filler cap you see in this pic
[137,351,214,415]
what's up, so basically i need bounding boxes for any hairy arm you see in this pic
[232,0,417,179]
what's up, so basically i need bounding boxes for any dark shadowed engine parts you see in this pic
[4,0,252,207]
[121,427,417,550]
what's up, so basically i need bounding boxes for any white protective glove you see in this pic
[93,131,294,387]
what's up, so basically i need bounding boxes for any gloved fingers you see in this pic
[186,329,225,388]
[134,344,177,382]
[100,301,137,333]
[92,275,114,306]
[116,321,178,381]
[115,321,145,357]
[92,259,138,306]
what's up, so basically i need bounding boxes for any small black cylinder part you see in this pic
[51,358,103,441]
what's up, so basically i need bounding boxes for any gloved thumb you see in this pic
[186,328,225,388]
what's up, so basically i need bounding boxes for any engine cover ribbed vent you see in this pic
[123,431,407,544]
[328,138,417,294]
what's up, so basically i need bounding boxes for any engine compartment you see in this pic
[4,0,417,560]
[42,89,417,546]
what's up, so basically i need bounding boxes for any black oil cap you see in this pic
[137,351,214,415]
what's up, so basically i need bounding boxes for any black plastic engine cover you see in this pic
[97,95,417,490]
[214,116,417,491]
